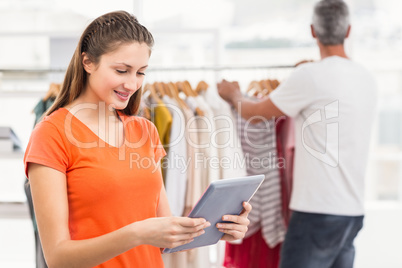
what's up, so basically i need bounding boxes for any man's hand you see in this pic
[294,59,314,67]
[217,79,242,106]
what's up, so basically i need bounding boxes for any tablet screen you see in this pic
[163,174,264,254]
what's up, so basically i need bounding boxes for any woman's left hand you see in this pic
[218,202,252,242]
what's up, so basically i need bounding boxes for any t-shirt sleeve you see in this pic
[24,121,69,178]
[148,120,167,162]
[269,65,316,117]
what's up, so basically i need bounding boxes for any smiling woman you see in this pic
[44,11,154,118]
[79,42,150,111]
[22,10,252,268]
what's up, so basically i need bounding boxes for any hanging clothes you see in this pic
[194,95,220,185]
[275,116,295,227]
[162,100,200,268]
[200,84,248,180]
[233,107,286,246]
[199,84,248,267]
[162,95,188,217]
[183,96,213,268]
[145,97,173,150]
[159,91,209,268]
[223,229,281,268]
[141,78,292,268]
[224,100,286,267]
[33,97,56,126]
[143,97,173,181]
[184,96,208,212]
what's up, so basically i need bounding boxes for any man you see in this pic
[217,0,377,267]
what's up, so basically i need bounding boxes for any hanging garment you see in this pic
[146,98,173,151]
[184,96,217,268]
[194,95,220,185]
[199,86,248,267]
[223,229,281,268]
[174,101,204,266]
[275,116,295,226]
[161,102,195,268]
[200,85,247,180]
[181,105,202,216]
[33,97,56,126]
[161,96,188,217]
[184,96,208,211]
[159,96,205,268]
[233,107,286,247]
[162,251,188,268]
[143,97,172,181]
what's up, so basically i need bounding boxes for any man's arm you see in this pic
[217,80,285,121]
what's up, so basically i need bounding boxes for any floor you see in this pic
[1,202,402,267]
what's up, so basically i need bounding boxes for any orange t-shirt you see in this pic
[24,108,166,267]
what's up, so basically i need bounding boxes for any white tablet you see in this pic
[163,174,265,254]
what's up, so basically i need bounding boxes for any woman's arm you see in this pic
[29,163,208,268]
[156,179,172,217]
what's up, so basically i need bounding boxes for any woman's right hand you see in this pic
[133,217,210,249]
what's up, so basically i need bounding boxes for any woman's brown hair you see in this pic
[46,11,154,116]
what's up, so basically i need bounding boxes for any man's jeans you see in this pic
[279,211,364,268]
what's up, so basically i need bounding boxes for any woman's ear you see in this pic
[82,53,93,74]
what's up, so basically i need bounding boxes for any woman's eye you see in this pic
[137,72,146,76]
[116,70,127,74]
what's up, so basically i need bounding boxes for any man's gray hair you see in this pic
[312,0,350,45]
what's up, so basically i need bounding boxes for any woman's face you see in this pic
[83,42,150,110]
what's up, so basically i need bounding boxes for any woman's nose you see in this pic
[124,76,139,91]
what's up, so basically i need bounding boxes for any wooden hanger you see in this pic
[195,81,209,94]
[176,81,204,116]
[260,80,272,91]
[139,84,152,120]
[185,81,205,116]
[167,82,179,98]
[167,82,189,110]
[184,80,198,97]
[194,106,204,116]
[175,81,187,96]
[246,80,263,97]
[154,82,166,97]
[142,82,150,96]
[161,82,173,98]
[259,79,273,97]
[141,103,151,120]
[143,83,162,102]
[270,79,280,90]
[176,81,194,97]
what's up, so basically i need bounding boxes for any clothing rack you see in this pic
[0,65,295,98]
